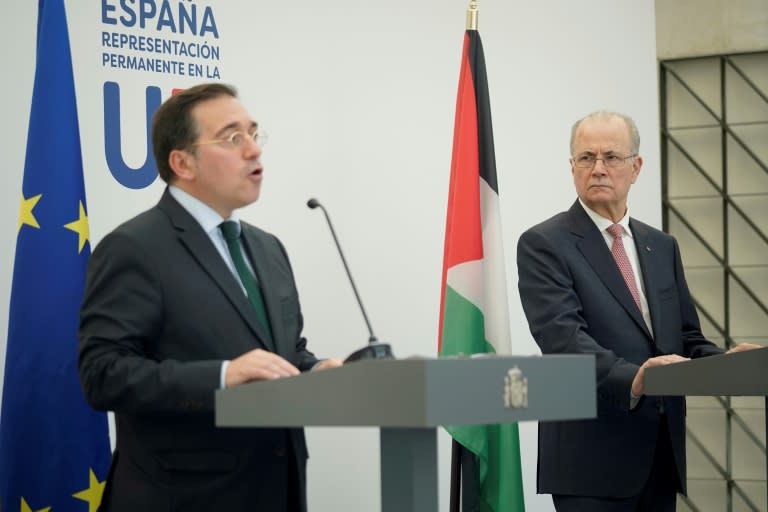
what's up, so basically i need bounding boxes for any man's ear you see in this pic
[168,148,195,182]
[630,155,643,184]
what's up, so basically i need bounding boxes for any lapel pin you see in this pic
[646,246,651,252]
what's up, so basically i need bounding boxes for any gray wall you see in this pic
[656,0,768,59]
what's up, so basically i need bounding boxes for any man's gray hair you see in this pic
[570,110,640,155]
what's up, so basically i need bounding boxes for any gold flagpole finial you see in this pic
[466,0,478,30]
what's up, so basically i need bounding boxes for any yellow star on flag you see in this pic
[20,497,51,512]
[64,200,89,254]
[72,468,106,512]
[18,193,42,233]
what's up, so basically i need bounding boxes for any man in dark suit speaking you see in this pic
[516,111,758,511]
[78,83,342,512]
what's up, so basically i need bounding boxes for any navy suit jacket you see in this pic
[79,189,318,511]
[517,200,722,498]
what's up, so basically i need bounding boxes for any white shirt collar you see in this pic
[168,185,241,234]
[578,198,633,239]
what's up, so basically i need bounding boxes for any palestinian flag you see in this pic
[438,29,525,512]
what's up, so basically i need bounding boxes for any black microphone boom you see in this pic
[306,198,394,363]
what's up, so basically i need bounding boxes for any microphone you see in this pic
[307,198,394,363]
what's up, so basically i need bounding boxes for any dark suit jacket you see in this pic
[79,189,318,512]
[517,200,722,499]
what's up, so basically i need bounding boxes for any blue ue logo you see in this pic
[103,81,162,189]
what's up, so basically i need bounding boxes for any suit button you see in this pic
[274,447,286,457]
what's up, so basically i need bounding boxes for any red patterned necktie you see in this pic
[606,224,641,311]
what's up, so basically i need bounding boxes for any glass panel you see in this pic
[689,396,723,409]
[727,133,768,195]
[731,396,767,409]
[686,267,725,327]
[669,197,724,259]
[728,212,768,267]
[729,54,768,98]
[667,138,722,198]
[685,479,728,511]
[665,58,722,128]
[731,124,768,169]
[728,273,768,338]
[732,479,768,512]
[669,213,722,267]
[688,409,727,479]
[668,127,723,189]
[731,408,767,480]
[726,57,768,124]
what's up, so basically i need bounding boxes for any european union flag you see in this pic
[0,1,111,511]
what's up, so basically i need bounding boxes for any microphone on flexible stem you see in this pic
[307,198,394,364]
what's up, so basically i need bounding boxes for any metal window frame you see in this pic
[660,50,768,512]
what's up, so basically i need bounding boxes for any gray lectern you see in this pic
[645,347,768,504]
[216,355,596,512]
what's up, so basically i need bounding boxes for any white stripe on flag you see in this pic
[481,178,512,355]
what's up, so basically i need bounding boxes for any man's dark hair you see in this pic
[152,82,238,183]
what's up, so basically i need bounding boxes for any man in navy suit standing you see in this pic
[79,83,342,511]
[516,111,758,511]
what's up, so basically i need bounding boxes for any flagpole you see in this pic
[449,440,461,511]
[450,5,479,511]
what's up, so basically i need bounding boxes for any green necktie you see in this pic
[219,221,273,343]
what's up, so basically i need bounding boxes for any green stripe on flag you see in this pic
[439,285,525,512]
[445,422,525,512]
[439,284,493,357]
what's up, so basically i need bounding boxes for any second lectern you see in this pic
[645,347,768,506]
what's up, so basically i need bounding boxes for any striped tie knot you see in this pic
[606,223,623,239]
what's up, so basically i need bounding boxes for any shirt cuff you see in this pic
[220,360,230,389]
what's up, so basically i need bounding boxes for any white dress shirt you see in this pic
[579,199,653,337]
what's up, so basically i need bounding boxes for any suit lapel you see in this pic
[241,229,286,357]
[569,201,651,338]
[157,190,274,351]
